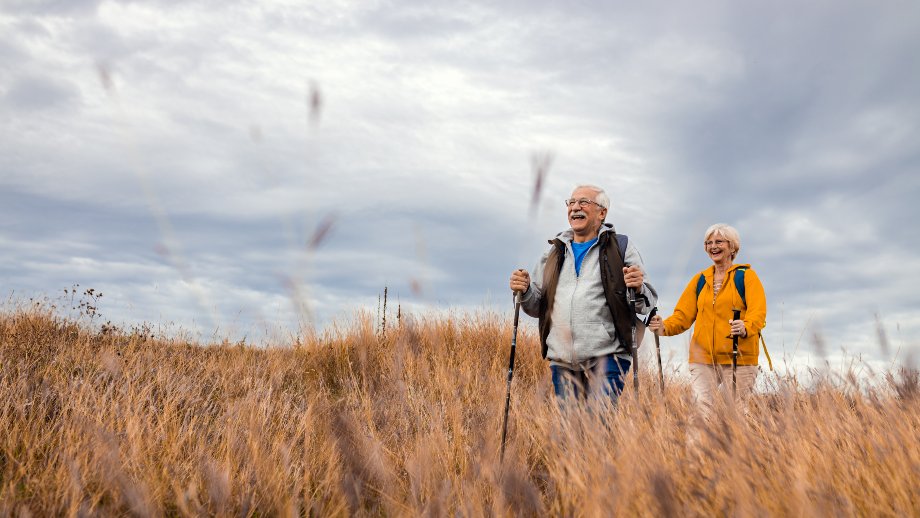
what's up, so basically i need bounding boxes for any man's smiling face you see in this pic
[567,187,607,240]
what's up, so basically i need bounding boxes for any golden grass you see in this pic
[1,302,918,516]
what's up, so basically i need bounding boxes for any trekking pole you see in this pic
[499,290,522,463]
[648,307,664,394]
[731,308,741,399]
[627,288,639,396]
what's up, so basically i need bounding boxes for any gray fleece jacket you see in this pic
[519,224,657,368]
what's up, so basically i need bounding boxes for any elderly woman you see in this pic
[649,223,766,416]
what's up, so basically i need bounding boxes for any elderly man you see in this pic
[509,184,657,404]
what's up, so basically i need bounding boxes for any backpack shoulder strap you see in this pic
[734,267,747,306]
[615,234,628,263]
[695,268,747,305]
[611,233,648,307]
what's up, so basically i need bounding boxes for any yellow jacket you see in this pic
[661,263,766,366]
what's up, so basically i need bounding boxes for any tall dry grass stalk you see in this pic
[1,302,918,516]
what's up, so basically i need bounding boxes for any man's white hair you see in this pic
[573,184,610,209]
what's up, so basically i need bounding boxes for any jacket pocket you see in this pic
[601,319,618,341]
[581,321,614,350]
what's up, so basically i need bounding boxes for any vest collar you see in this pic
[553,222,616,245]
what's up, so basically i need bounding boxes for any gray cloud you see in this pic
[3,73,80,111]
[1,0,102,16]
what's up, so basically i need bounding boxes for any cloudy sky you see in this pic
[2,0,918,373]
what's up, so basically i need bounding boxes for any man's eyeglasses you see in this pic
[565,198,603,208]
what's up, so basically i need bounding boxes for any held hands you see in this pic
[622,265,644,289]
[729,319,747,337]
[509,269,530,293]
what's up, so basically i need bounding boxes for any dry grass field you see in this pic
[1,298,918,516]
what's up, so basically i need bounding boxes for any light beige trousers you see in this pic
[688,363,759,420]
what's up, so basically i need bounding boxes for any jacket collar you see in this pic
[704,262,752,280]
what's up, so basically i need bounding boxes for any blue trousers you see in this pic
[550,355,632,406]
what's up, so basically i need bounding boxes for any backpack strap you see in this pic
[734,267,747,306]
[615,234,628,263]
[696,268,747,306]
[614,233,649,307]
[760,333,774,371]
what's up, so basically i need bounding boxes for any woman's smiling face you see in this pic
[705,232,734,265]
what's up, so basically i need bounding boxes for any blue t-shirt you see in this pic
[570,238,597,277]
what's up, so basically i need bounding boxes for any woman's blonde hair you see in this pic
[704,223,741,260]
